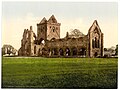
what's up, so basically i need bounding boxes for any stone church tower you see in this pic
[37,15,61,44]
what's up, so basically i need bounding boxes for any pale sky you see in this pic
[2,2,118,50]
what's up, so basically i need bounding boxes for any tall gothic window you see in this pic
[92,39,95,48]
[93,37,100,48]
[52,26,55,32]
[53,29,55,32]
[95,37,97,48]
[98,40,100,48]
[92,38,100,48]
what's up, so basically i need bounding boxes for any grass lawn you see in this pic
[2,57,118,89]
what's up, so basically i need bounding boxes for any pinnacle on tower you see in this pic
[40,17,47,24]
[48,15,57,23]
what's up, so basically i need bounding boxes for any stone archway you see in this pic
[72,47,77,56]
[59,48,64,56]
[65,48,71,56]
[38,38,45,45]
[78,48,86,57]
[42,48,47,56]
[52,48,58,55]
[94,52,98,57]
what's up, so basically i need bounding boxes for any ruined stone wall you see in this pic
[44,35,89,57]
[18,29,29,56]
[18,15,103,58]
[31,44,45,56]
[88,20,103,57]
[18,26,37,56]
[46,37,88,48]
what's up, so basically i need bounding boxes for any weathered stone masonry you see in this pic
[18,15,104,57]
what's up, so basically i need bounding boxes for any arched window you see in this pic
[52,26,55,32]
[78,48,86,57]
[95,37,97,48]
[51,38,56,41]
[94,52,98,57]
[65,48,71,56]
[72,47,77,56]
[26,33,28,38]
[41,40,45,44]
[59,48,64,56]
[38,38,45,45]
[52,48,58,55]
[98,39,100,48]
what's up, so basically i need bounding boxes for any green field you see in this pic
[2,57,118,89]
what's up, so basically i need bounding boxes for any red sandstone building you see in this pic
[18,15,104,57]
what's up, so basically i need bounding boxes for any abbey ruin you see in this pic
[18,15,104,57]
